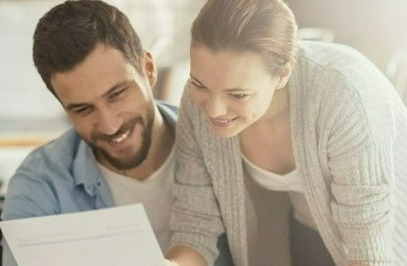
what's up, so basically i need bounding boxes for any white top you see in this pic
[98,147,175,252]
[241,153,317,230]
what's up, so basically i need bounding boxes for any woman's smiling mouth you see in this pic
[210,117,237,127]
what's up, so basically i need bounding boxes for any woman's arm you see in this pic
[169,84,225,265]
[324,74,396,265]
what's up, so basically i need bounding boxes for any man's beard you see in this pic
[90,106,155,171]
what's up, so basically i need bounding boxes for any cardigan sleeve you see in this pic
[325,73,396,265]
[169,84,225,265]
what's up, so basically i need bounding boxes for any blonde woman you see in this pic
[166,0,407,265]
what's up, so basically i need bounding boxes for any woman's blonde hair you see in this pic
[191,0,298,75]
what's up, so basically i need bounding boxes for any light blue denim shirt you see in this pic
[0,102,178,266]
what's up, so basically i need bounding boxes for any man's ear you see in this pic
[276,62,293,90]
[144,51,157,87]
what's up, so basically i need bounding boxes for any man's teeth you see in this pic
[112,130,130,143]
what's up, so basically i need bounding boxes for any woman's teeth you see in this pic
[215,119,232,124]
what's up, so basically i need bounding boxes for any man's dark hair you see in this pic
[33,0,144,97]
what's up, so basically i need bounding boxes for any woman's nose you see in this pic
[205,96,227,118]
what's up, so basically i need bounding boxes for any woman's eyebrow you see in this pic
[189,73,204,85]
[190,73,252,92]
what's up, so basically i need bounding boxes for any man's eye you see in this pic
[73,106,92,115]
[109,88,125,100]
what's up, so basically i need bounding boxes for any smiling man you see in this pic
[0,1,177,265]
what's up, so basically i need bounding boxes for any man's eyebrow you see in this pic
[66,102,88,111]
[101,80,128,98]
[65,81,129,110]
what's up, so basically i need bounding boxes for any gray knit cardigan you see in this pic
[170,41,407,266]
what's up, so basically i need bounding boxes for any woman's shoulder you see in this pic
[297,41,378,72]
[291,42,398,144]
[295,41,392,96]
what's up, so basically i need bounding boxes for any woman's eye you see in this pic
[190,81,206,89]
[231,93,250,100]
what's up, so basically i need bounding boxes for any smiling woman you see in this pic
[167,0,407,265]
[189,48,284,139]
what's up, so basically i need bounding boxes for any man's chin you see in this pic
[108,160,136,171]
[101,153,131,169]
[98,150,147,171]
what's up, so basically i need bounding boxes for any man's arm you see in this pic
[167,245,207,266]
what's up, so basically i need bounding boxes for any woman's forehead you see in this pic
[191,46,270,82]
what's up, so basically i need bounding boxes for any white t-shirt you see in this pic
[97,147,175,252]
[242,153,319,265]
[241,153,317,230]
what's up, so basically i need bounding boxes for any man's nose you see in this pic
[95,107,122,135]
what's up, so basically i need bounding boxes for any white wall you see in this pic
[0,1,62,120]
[287,0,407,71]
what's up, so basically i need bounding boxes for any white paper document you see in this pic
[0,204,166,266]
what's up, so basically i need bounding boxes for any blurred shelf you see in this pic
[0,117,70,147]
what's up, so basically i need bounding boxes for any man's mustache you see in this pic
[91,117,144,142]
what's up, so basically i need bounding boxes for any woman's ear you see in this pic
[144,51,157,87]
[276,62,293,90]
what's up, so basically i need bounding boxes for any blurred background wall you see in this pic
[0,0,406,125]
[288,0,407,71]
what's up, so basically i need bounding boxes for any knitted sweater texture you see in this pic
[170,41,407,266]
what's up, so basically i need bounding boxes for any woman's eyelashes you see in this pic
[191,80,252,101]
[190,80,206,89]
[229,93,251,100]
